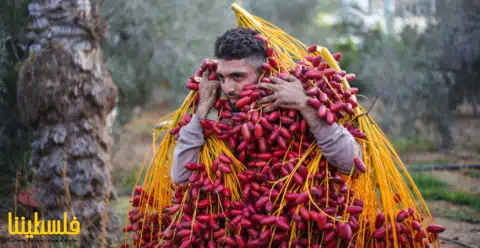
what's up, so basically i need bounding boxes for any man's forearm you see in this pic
[299,105,361,174]
[195,105,210,120]
[171,114,205,184]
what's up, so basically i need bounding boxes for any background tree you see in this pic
[436,0,480,116]
[326,0,480,149]
[101,0,237,124]
[0,0,31,218]
[16,0,120,246]
[100,0,321,125]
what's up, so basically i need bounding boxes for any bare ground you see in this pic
[436,216,480,248]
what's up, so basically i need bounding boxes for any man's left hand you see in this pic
[257,75,309,112]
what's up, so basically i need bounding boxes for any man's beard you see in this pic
[226,91,242,113]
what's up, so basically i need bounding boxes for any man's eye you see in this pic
[233,75,242,80]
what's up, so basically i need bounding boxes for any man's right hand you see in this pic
[196,69,221,119]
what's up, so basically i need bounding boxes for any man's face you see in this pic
[216,58,261,109]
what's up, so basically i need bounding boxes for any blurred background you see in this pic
[0,0,478,246]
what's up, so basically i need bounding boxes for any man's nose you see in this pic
[222,79,235,96]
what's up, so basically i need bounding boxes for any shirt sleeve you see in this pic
[171,114,205,185]
[309,121,362,174]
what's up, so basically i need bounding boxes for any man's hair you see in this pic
[214,28,266,70]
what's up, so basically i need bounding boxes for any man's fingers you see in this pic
[210,80,221,89]
[263,101,280,113]
[202,69,211,81]
[269,77,284,85]
[258,94,277,104]
[257,82,279,92]
[282,75,297,82]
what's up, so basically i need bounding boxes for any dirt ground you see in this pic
[435,217,480,248]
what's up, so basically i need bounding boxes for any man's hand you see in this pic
[257,75,309,112]
[196,70,221,119]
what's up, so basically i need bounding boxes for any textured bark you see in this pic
[16,0,119,247]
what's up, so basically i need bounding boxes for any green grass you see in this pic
[410,173,480,212]
[113,196,131,232]
[112,167,144,196]
[113,196,133,245]
[426,200,480,223]
[391,136,437,154]
[464,169,480,179]
[410,159,451,166]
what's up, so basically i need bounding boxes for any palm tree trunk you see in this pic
[17,0,120,246]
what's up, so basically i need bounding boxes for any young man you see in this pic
[171,28,361,185]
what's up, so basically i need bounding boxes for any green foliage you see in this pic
[101,0,237,123]
[464,169,480,179]
[0,31,7,102]
[112,167,140,195]
[0,0,30,37]
[410,173,480,212]
[391,136,437,154]
[0,0,32,197]
[0,0,30,107]
[246,0,321,45]
[411,173,449,188]
[100,0,323,124]
[427,200,480,223]
[332,38,367,93]
[327,6,454,148]
[113,196,134,245]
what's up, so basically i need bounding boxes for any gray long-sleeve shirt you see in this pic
[171,114,361,185]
